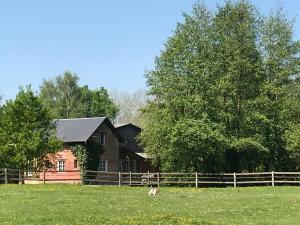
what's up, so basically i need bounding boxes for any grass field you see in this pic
[0,185,299,225]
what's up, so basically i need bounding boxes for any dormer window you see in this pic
[100,132,106,145]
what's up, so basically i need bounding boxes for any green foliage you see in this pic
[70,144,88,172]
[90,87,119,119]
[169,118,227,172]
[70,142,103,184]
[40,71,119,120]
[40,71,81,119]
[140,1,300,172]
[285,125,300,160]
[0,87,62,169]
[258,7,300,171]
[229,137,268,172]
[70,142,102,176]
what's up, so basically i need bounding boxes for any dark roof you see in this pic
[115,123,141,130]
[54,117,107,143]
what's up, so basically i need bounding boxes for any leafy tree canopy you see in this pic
[0,86,62,169]
[40,71,119,120]
[140,1,300,172]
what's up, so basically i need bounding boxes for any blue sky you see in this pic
[0,0,299,101]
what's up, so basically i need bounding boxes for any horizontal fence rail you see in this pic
[1,169,300,187]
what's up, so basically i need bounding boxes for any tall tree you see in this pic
[140,3,228,172]
[40,71,119,119]
[210,1,267,172]
[260,8,300,170]
[0,87,62,169]
[40,71,81,118]
[140,1,300,172]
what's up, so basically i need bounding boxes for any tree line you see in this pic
[1,0,300,173]
[139,1,300,172]
[0,72,120,169]
[0,71,147,170]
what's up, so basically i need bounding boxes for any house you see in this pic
[116,123,154,173]
[41,117,153,183]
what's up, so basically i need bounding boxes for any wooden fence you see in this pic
[1,168,300,187]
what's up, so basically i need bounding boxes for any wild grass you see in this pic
[0,185,299,225]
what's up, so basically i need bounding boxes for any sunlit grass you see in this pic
[0,185,299,225]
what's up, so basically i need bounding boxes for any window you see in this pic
[119,160,123,172]
[57,160,65,172]
[92,135,99,143]
[125,156,130,172]
[98,160,108,172]
[27,171,33,177]
[74,159,78,169]
[100,132,106,145]
[131,160,137,173]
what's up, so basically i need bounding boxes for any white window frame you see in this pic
[27,171,33,177]
[98,160,108,172]
[57,160,65,172]
[100,132,106,145]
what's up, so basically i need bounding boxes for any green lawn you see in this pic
[0,185,299,225]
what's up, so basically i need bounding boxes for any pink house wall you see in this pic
[40,148,81,182]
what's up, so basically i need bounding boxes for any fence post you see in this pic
[43,169,46,185]
[4,168,8,184]
[195,172,198,188]
[147,171,150,186]
[157,172,160,188]
[18,170,22,184]
[233,172,236,188]
[118,172,121,186]
[271,171,275,187]
[129,171,132,186]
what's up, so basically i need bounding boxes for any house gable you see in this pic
[115,123,142,153]
[91,122,120,172]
